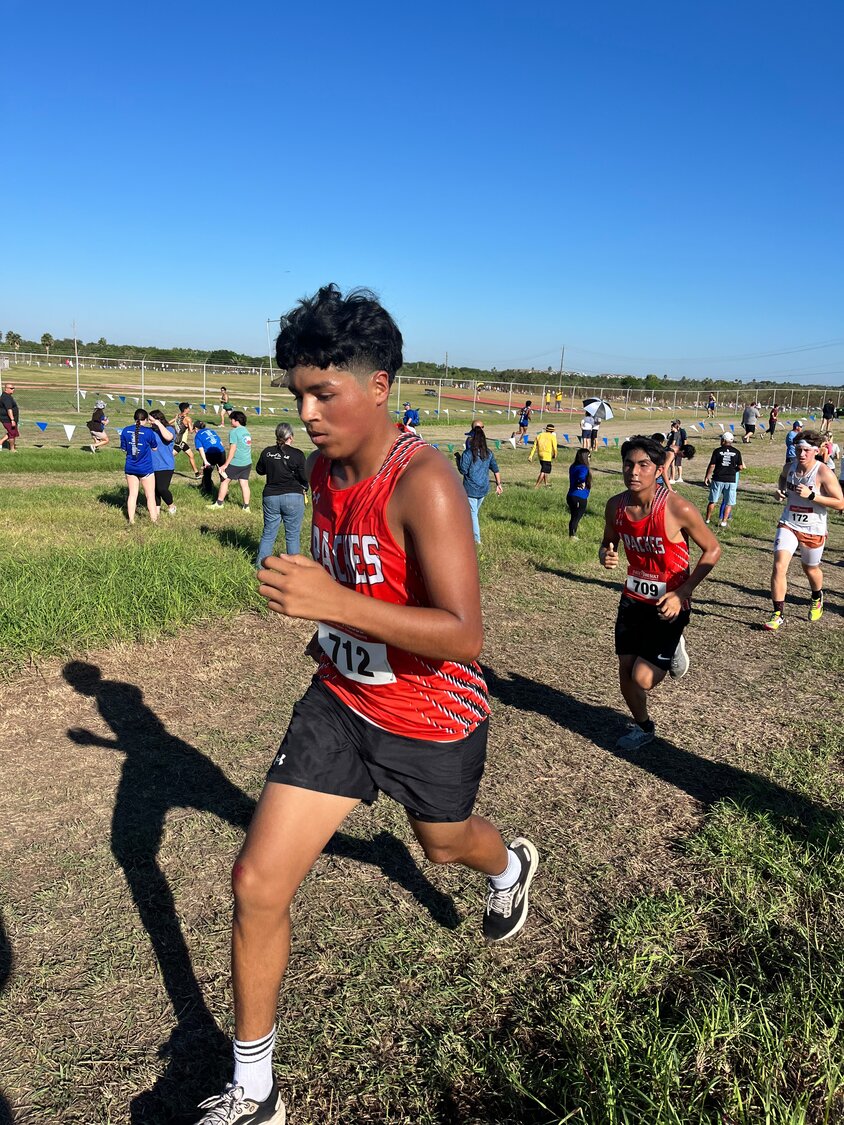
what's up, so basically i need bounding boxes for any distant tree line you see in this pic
[0,331,839,391]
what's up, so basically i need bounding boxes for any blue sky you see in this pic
[3,0,843,382]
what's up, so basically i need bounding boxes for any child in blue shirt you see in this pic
[119,409,159,524]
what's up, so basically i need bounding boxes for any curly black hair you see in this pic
[275,283,403,384]
[621,435,667,466]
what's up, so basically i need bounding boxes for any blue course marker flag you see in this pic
[603,436,608,446]
[562,433,570,442]
[255,407,261,415]
[200,403,207,411]
[36,421,48,431]
[118,395,126,404]
[729,423,735,432]
[147,399,152,406]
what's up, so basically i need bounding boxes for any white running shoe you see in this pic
[669,635,690,679]
[193,1081,285,1124]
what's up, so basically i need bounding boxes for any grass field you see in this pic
[1,410,842,1124]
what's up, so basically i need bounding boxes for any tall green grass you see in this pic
[0,538,263,675]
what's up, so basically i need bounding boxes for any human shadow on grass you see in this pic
[199,524,260,557]
[62,661,458,1124]
[483,665,840,843]
[0,910,14,1124]
[96,486,128,510]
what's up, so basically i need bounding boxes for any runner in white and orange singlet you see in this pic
[191,285,538,1125]
[599,435,721,751]
[764,429,844,632]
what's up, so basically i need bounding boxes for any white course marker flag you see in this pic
[63,425,76,441]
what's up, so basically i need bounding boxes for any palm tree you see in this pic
[41,332,54,358]
[5,331,21,351]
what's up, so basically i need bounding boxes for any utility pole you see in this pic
[559,346,565,379]
[73,320,80,413]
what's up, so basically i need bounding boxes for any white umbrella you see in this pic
[583,398,614,422]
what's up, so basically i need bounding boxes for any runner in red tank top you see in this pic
[191,286,538,1125]
[599,435,721,753]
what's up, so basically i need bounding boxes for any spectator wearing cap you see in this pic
[704,432,744,526]
[87,400,110,452]
[401,401,420,432]
[529,423,558,488]
[785,421,803,464]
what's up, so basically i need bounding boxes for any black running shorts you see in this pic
[614,595,690,672]
[267,680,488,823]
[539,459,552,474]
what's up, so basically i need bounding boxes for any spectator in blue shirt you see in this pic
[148,409,177,515]
[566,449,592,538]
[194,421,227,495]
[785,421,803,463]
[119,409,159,524]
[402,402,420,431]
[458,427,502,544]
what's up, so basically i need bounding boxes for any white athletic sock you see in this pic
[489,848,521,890]
[233,1026,276,1103]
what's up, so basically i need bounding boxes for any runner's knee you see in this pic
[231,857,293,915]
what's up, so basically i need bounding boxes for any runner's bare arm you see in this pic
[258,449,484,663]
[599,497,621,568]
[656,494,721,618]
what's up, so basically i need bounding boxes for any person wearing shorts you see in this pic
[0,382,20,451]
[742,402,760,443]
[704,432,744,526]
[191,285,538,1125]
[529,423,558,488]
[87,401,110,452]
[171,402,200,477]
[580,413,594,449]
[193,421,227,494]
[599,436,721,751]
[516,400,533,438]
[764,429,844,631]
[208,410,252,511]
[220,386,234,417]
[119,409,159,525]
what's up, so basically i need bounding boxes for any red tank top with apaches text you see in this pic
[613,486,690,605]
[310,430,490,741]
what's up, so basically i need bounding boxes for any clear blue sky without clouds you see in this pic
[3,0,843,383]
